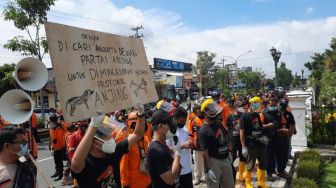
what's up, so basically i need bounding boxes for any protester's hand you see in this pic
[135,103,145,116]
[89,112,105,128]
[242,146,248,158]
[50,149,54,156]
[292,126,297,135]
[181,141,194,149]
[207,169,217,183]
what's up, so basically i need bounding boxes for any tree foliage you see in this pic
[237,71,265,91]
[305,38,336,105]
[0,64,16,96]
[195,51,216,94]
[277,62,293,89]
[3,0,55,59]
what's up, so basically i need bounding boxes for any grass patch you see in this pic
[320,162,336,188]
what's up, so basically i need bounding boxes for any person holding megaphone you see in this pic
[71,104,146,188]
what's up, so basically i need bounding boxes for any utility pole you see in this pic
[221,58,226,69]
[130,25,144,38]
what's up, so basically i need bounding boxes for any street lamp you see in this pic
[270,47,281,87]
[223,50,252,87]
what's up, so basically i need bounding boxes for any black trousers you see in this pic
[275,135,289,173]
[31,127,41,143]
[179,172,193,188]
[54,148,65,176]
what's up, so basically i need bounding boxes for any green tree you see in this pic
[238,71,264,91]
[277,62,293,89]
[305,38,336,105]
[213,68,229,92]
[3,0,55,117]
[0,64,16,96]
[195,51,216,95]
[292,73,301,88]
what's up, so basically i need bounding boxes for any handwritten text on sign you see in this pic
[45,22,158,122]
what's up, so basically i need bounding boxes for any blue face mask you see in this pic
[268,106,276,111]
[252,103,259,111]
[17,143,29,157]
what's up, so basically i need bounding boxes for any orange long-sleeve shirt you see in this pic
[120,137,151,188]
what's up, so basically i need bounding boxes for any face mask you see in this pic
[237,107,244,113]
[95,137,117,154]
[252,103,259,111]
[268,106,276,111]
[177,123,185,128]
[279,105,286,111]
[17,143,29,157]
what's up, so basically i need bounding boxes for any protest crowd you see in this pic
[0,89,296,188]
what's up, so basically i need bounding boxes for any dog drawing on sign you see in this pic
[66,89,94,116]
[130,78,147,97]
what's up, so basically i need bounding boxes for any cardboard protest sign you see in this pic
[45,22,158,122]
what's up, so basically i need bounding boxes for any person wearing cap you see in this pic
[147,107,182,188]
[277,99,296,176]
[71,104,146,188]
[213,91,233,127]
[226,101,246,182]
[187,103,205,185]
[259,98,283,181]
[166,107,193,188]
[120,111,151,188]
[198,99,234,188]
[240,111,269,188]
[49,114,66,181]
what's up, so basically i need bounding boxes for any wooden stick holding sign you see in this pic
[45,22,158,122]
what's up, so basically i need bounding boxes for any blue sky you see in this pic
[112,0,336,29]
[0,0,336,77]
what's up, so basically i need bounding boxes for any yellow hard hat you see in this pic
[201,98,223,117]
[249,96,262,103]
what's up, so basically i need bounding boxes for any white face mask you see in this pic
[237,107,244,113]
[95,137,116,154]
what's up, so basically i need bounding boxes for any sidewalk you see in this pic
[194,159,294,188]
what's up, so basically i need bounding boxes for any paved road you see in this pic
[36,141,71,188]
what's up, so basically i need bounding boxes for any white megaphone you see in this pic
[0,89,35,125]
[13,57,48,91]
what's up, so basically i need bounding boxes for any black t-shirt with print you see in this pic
[227,112,243,144]
[72,139,129,188]
[199,121,230,159]
[240,112,264,147]
[147,141,177,188]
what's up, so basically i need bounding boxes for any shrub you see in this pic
[37,118,45,129]
[296,160,321,181]
[300,149,321,162]
[292,178,318,188]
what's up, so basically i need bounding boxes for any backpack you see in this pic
[12,160,36,188]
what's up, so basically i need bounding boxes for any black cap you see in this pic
[151,109,171,126]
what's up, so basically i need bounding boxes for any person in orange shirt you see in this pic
[31,112,41,143]
[49,114,66,181]
[21,122,38,160]
[187,104,205,185]
[120,111,151,188]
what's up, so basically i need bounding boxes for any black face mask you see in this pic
[177,123,185,128]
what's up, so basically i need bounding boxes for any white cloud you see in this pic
[0,0,335,78]
[306,7,315,15]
